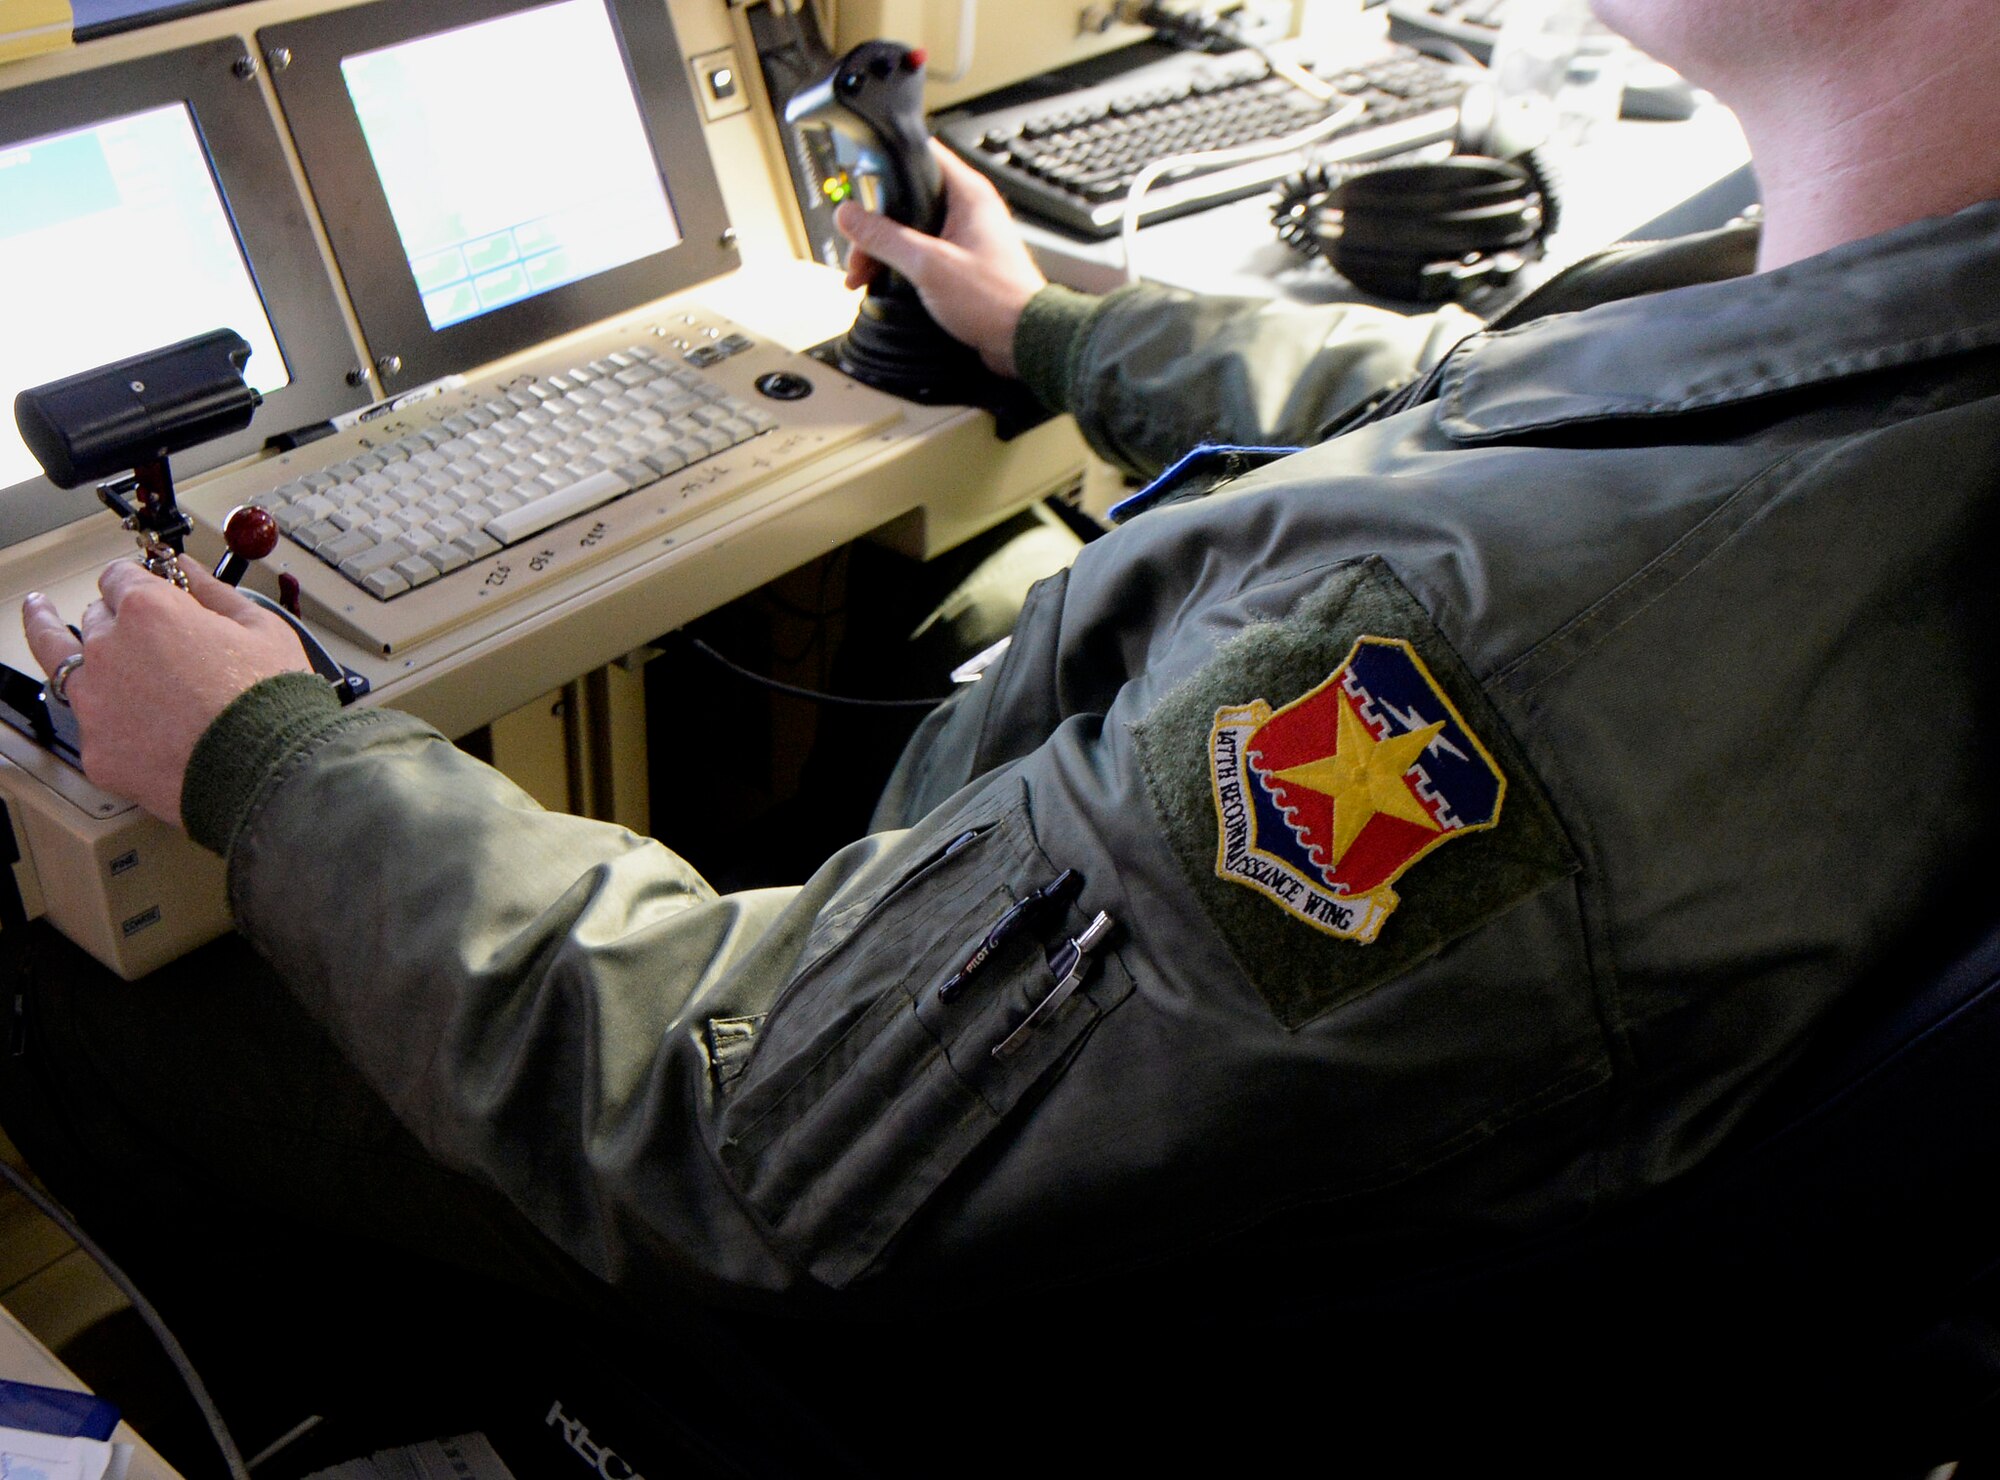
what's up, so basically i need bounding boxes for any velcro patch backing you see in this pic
[1132,557,1576,1028]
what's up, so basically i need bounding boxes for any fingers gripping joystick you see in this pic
[787,41,988,402]
[4,333,371,757]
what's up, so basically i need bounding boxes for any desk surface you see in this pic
[1024,97,1753,301]
[2,1303,184,1480]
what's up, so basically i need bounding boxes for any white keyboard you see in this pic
[258,342,777,601]
[186,305,908,655]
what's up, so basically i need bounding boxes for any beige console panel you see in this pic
[0,0,1094,979]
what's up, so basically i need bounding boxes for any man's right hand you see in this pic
[22,561,311,829]
[834,143,1048,379]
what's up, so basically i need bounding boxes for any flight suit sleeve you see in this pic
[1013,282,1479,478]
[187,674,1137,1306]
[189,519,1607,1313]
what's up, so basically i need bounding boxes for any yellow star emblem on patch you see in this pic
[1268,700,1445,866]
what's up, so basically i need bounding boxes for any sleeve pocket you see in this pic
[714,780,1131,1288]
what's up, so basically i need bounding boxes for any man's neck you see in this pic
[1714,21,2000,271]
[1741,105,2000,272]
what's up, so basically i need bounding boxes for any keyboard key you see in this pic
[322,530,375,564]
[482,468,630,544]
[424,543,470,575]
[394,555,440,588]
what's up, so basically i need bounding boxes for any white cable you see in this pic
[1257,49,1336,101]
[0,1156,251,1480]
[1119,95,1365,283]
[931,0,978,83]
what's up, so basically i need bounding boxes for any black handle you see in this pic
[786,40,943,236]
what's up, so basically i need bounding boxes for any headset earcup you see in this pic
[1329,157,1544,302]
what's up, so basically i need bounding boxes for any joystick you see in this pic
[786,41,989,403]
[2,333,370,766]
[14,329,262,592]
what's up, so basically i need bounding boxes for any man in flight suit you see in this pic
[11,0,2000,1455]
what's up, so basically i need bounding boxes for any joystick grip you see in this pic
[786,40,943,235]
[789,40,987,403]
[214,503,279,586]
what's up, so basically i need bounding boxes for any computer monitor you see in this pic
[70,0,249,42]
[0,39,366,548]
[261,0,739,393]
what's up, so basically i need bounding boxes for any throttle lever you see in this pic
[212,502,367,704]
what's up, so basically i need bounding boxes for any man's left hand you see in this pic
[22,560,312,828]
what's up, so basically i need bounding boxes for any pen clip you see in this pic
[938,868,1083,1002]
[991,910,1115,1061]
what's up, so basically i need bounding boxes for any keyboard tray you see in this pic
[183,307,904,655]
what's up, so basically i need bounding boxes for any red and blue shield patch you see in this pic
[1209,635,1506,942]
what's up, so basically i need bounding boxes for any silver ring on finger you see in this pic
[48,653,84,707]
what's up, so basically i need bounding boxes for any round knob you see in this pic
[224,503,280,561]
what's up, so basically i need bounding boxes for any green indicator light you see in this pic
[822,174,852,203]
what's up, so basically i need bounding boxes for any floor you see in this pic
[0,1125,128,1361]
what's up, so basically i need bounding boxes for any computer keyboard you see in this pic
[186,305,906,656]
[933,41,1469,238]
[257,344,779,602]
[1384,0,1513,62]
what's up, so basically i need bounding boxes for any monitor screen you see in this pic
[342,0,684,332]
[0,39,365,549]
[0,102,290,491]
[263,0,738,392]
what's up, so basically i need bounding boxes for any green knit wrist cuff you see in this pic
[182,671,350,856]
[1013,283,1102,413]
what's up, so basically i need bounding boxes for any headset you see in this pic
[1271,79,1561,304]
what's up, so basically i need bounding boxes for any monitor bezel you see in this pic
[260,0,740,394]
[0,37,369,550]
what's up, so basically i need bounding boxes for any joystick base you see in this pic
[833,289,989,404]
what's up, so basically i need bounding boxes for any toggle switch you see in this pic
[690,46,751,122]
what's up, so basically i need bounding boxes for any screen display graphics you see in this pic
[341,0,684,332]
[0,103,288,491]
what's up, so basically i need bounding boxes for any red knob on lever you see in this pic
[214,503,280,586]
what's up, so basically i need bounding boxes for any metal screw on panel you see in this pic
[345,367,367,386]
[265,46,292,72]
[376,355,402,378]
[232,53,258,78]
[719,228,737,248]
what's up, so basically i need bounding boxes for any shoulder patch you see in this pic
[1210,636,1505,943]
[1134,557,1576,1028]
